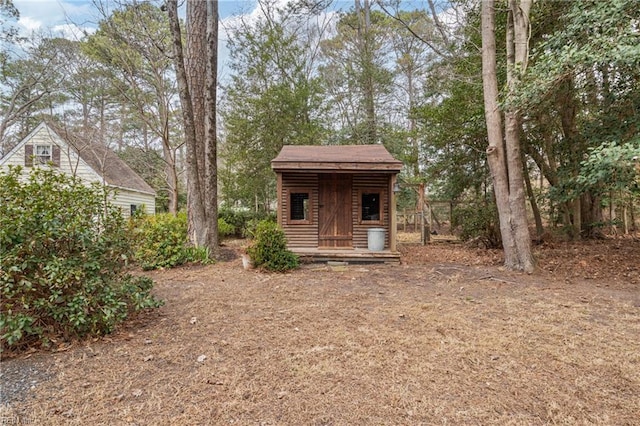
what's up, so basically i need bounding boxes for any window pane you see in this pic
[362,193,380,221]
[290,192,309,221]
[35,145,51,164]
[36,145,51,155]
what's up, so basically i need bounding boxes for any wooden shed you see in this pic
[271,145,403,263]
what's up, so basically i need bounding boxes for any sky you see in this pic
[12,0,259,39]
[11,0,431,41]
[9,0,268,77]
[8,0,445,77]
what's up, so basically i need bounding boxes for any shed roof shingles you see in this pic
[272,145,403,172]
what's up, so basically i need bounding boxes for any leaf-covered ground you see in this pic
[2,236,639,425]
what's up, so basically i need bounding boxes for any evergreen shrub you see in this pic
[217,217,235,238]
[246,220,298,272]
[452,200,502,248]
[218,208,276,238]
[131,212,211,270]
[0,167,162,351]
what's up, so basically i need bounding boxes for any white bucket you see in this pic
[367,228,385,251]
[241,254,253,270]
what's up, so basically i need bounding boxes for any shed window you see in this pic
[361,192,380,221]
[35,145,52,164]
[290,192,310,222]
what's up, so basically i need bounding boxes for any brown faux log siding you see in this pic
[352,174,390,249]
[279,172,392,250]
[280,173,318,248]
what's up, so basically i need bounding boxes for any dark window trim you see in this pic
[287,188,312,225]
[358,188,385,225]
[25,144,60,167]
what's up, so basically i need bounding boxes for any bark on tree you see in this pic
[205,0,219,251]
[166,0,219,254]
[185,1,208,247]
[523,150,544,240]
[481,0,535,273]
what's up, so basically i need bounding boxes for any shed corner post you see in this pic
[390,173,398,252]
[276,172,283,227]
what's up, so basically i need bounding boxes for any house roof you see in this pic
[1,122,155,195]
[271,145,403,172]
[49,123,156,195]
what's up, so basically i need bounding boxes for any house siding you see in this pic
[1,125,155,216]
[2,126,103,184]
[109,189,156,218]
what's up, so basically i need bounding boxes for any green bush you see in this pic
[218,208,276,238]
[130,212,211,270]
[246,220,298,272]
[0,167,162,351]
[452,200,502,248]
[217,217,235,238]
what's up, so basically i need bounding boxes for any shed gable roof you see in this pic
[1,122,155,195]
[271,145,403,172]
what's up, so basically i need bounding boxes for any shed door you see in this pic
[318,174,352,248]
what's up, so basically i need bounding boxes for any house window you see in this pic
[289,190,311,224]
[130,204,139,217]
[35,145,52,164]
[361,192,381,222]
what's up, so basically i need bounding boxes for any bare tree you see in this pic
[481,0,535,273]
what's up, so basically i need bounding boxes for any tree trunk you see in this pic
[481,0,535,273]
[167,0,207,244]
[523,151,544,240]
[556,77,583,238]
[504,0,535,269]
[355,0,376,144]
[205,0,219,253]
[185,0,209,246]
[167,0,218,254]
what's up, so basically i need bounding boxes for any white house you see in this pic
[0,122,156,217]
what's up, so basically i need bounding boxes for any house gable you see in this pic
[0,123,104,184]
[0,122,156,216]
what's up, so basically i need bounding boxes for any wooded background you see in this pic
[1,0,638,267]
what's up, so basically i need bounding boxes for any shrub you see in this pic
[217,217,235,239]
[452,200,502,248]
[130,212,211,270]
[218,208,276,238]
[246,220,298,272]
[0,167,162,351]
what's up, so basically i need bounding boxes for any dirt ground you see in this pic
[2,235,640,425]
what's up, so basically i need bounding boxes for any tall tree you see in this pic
[519,0,640,238]
[387,9,437,179]
[319,6,394,144]
[166,0,218,253]
[221,1,327,210]
[0,35,70,152]
[85,3,182,213]
[0,0,19,45]
[481,0,535,272]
